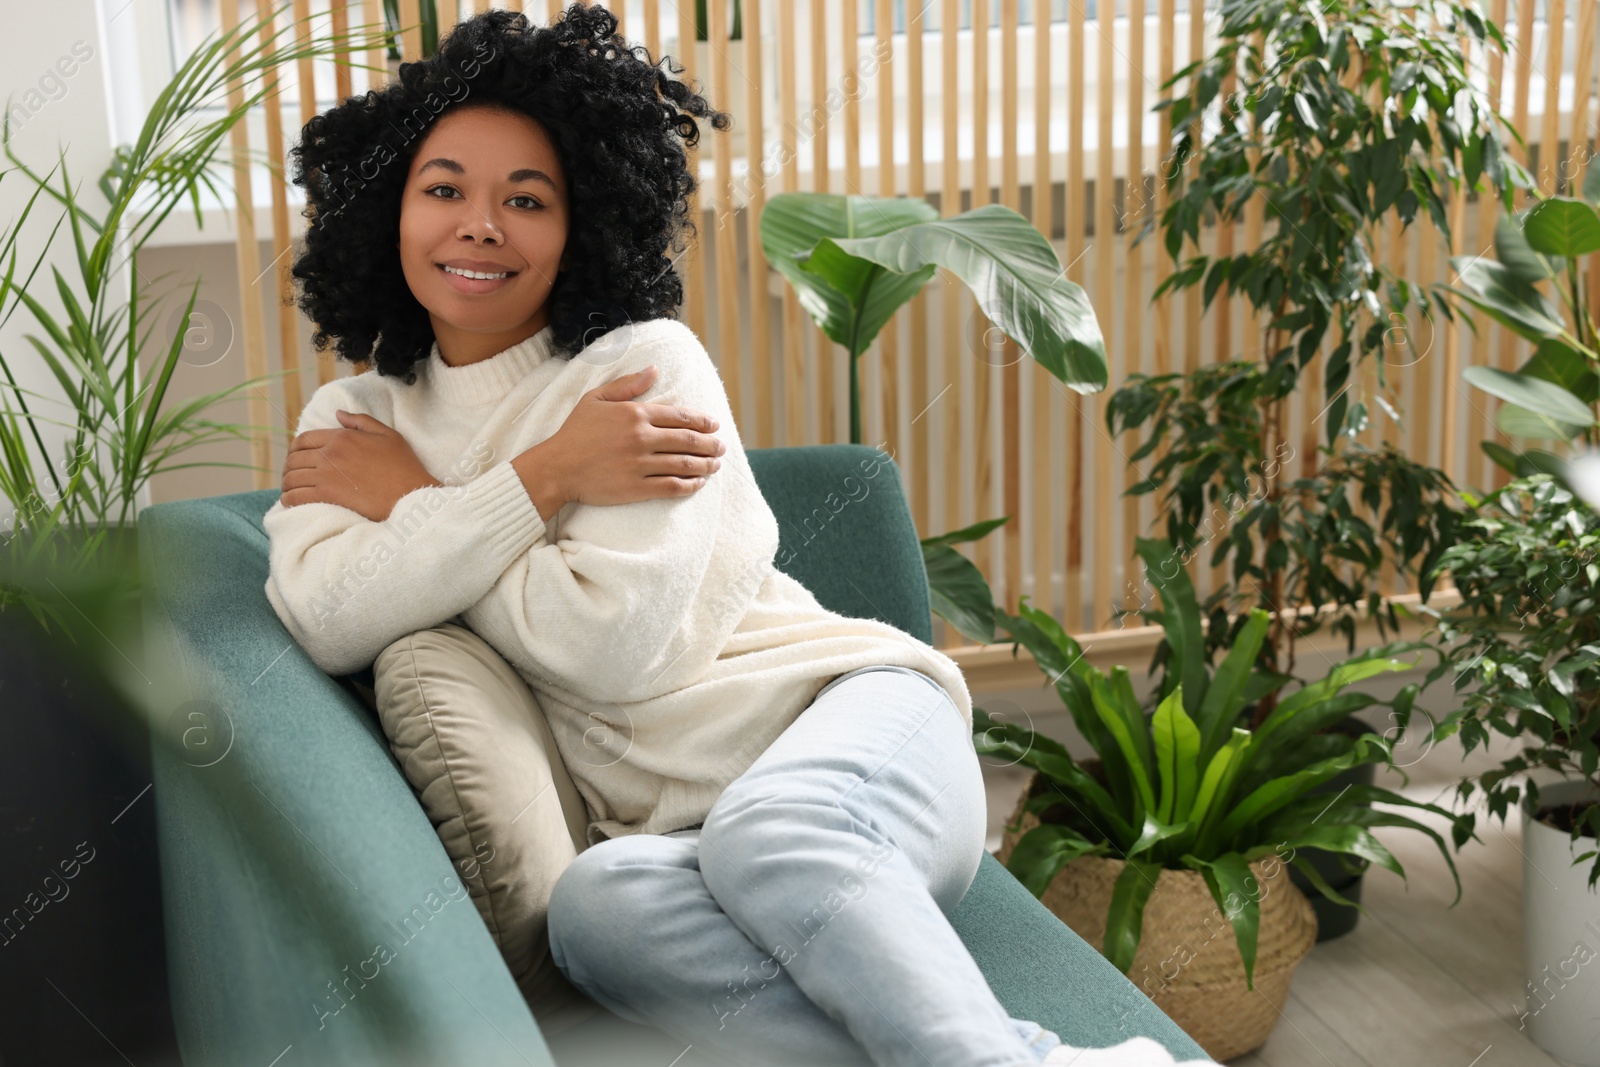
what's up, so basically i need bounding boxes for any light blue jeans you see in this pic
[546,664,1067,1067]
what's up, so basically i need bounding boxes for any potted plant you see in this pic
[1419,473,1600,1065]
[977,535,1468,1061]
[1109,0,1511,933]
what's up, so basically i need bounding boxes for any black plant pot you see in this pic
[1285,715,1377,942]
[0,598,181,1063]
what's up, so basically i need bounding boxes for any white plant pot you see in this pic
[1522,778,1600,1065]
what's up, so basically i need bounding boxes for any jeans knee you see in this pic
[548,836,675,961]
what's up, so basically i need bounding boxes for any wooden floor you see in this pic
[978,731,1580,1067]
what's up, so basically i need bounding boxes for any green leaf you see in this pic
[1207,736,1391,852]
[1189,728,1252,839]
[1497,401,1585,442]
[972,707,1136,843]
[1464,366,1595,439]
[1103,858,1163,974]
[1522,197,1600,257]
[1481,440,1524,475]
[1128,813,1194,860]
[1090,669,1158,820]
[761,192,940,358]
[1196,608,1271,761]
[1136,537,1208,716]
[1495,211,1560,284]
[1446,257,1566,341]
[922,542,998,644]
[1004,823,1109,897]
[825,203,1109,393]
[921,514,1010,548]
[1152,685,1202,823]
[1519,339,1600,405]
[1184,852,1263,988]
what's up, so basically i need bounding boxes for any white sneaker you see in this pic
[1040,1036,1215,1066]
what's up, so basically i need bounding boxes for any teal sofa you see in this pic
[138,443,1213,1067]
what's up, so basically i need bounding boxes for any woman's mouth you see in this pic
[438,263,518,294]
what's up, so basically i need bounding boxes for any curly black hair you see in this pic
[287,3,731,383]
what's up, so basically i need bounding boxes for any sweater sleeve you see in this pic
[457,321,779,704]
[262,379,550,676]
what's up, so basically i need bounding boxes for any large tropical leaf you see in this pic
[1465,365,1594,440]
[1445,256,1567,341]
[760,192,940,353]
[922,541,997,644]
[1522,196,1600,257]
[824,203,1109,392]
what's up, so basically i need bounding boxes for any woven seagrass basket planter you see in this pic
[997,772,1319,1062]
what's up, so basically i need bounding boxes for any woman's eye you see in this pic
[424,185,541,210]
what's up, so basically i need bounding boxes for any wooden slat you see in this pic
[907,0,930,536]
[1467,0,1509,493]
[1496,0,1538,488]
[709,0,742,432]
[744,0,772,449]
[1093,0,1115,628]
[1123,0,1148,616]
[1578,0,1600,415]
[878,0,900,470]
[1066,0,1085,630]
[1183,0,1202,378]
[1154,0,1174,381]
[677,0,706,344]
[778,0,804,448]
[811,0,834,443]
[644,0,662,60]
[1001,0,1020,616]
[1241,32,1264,365]
[331,0,353,100]
[972,0,993,586]
[1438,179,1468,486]
[362,0,387,106]
[221,0,273,490]
[399,0,423,67]
[843,0,861,197]
[941,0,963,645]
[1033,0,1058,622]
[1543,0,1567,197]
[259,1,302,438]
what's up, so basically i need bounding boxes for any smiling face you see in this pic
[398,104,571,367]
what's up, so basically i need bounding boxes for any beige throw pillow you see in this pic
[372,620,602,1035]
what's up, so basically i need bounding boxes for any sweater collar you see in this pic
[424,324,556,405]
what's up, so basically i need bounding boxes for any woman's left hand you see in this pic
[280,409,443,522]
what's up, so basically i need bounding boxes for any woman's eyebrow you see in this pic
[417,157,558,191]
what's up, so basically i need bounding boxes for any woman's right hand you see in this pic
[514,364,726,521]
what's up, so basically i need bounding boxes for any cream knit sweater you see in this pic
[263,317,973,844]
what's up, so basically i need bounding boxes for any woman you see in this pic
[268,7,1210,1066]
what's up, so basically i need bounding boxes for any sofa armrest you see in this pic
[951,853,1214,1063]
[140,493,556,1067]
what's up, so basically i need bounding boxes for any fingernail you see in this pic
[712,458,722,470]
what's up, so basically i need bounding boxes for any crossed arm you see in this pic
[263,326,739,681]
